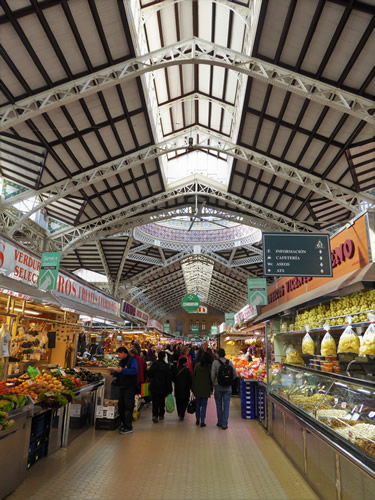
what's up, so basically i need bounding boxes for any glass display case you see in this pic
[270,363,375,468]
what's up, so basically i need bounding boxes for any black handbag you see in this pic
[187,396,196,414]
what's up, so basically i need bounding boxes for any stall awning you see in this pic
[256,262,375,323]
[50,293,123,324]
[0,275,123,323]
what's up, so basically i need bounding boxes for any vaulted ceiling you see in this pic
[0,0,374,319]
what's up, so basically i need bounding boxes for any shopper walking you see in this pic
[173,357,192,421]
[163,344,174,365]
[192,351,212,427]
[178,346,193,374]
[211,348,237,430]
[146,351,172,422]
[196,341,214,363]
[109,347,138,435]
[131,339,141,355]
[147,344,157,363]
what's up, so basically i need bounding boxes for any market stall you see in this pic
[256,212,375,499]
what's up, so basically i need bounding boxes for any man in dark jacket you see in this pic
[173,357,192,421]
[146,351,172,423]
[109,347,138,434]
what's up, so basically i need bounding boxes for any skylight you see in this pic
[73,269,108,283]
[182,256,214,303]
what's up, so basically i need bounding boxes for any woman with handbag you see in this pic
[173,357,192,421]
[192,351,212,427]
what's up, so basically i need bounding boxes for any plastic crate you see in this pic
[31,414,50,439]
[95,415,121,430]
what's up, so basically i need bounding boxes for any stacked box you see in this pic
[240,379,256,419]
[256,385,266,422]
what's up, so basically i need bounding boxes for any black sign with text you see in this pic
[263,233,332,277]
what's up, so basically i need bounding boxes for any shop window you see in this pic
[176,321,183,333]
[202,321,206,331]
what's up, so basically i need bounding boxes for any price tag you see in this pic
[368,411,375,419]
[334,398,339,405]
[341,402,347,409]
[60,370,66,377]
[348,430,353,438]
[74,368,79,373]
[45,391,53,397]
[28,379,33,386]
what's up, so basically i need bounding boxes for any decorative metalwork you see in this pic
[3,128,372,240]
[1,38,373,131]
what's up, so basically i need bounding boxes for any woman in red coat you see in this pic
[178,346,193,374]
[130,348,147,385]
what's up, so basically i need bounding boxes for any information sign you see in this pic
[263,233,332,277]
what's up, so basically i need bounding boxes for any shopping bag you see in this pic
[187,396,196,414]
[166,394,175,413]
[141,382,150,397]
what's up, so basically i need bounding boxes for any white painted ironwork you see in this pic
[133,226,261,253]
[127,253,164,266]
[231,256,263,266]
[158,93,235,120]
[3,128,372,240]
[128,243,152,255]
[95,241,113,289]
[1,38,373,131]
[113,235,133,296]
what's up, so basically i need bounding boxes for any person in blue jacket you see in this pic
[109,347,138,434]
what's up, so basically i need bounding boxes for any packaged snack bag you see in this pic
[338,316,360,354]
[321,323,336,356]
[359,313,375,356]
[285,344,304,365]
[302,325,314,355]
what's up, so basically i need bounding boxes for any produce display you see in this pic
[77,356,118,368]
[227,356,281,382]
[0,394,29,432]
[0,366,102,409]
[294,290,375,329]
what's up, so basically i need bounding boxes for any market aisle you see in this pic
[10,399,318,500]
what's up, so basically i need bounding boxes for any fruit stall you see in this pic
[0,365,104,498]
[255,212,375,500]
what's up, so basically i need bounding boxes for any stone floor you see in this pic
[10,398,318,500]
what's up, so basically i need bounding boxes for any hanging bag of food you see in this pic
[320,323,336,356]
[285,344,304,365]
[338,316,360,354]
[302,325,314,355]
[359,313,375,356]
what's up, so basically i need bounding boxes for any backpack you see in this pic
[217,359,234,386]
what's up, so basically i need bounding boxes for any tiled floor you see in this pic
[10,398,318,500]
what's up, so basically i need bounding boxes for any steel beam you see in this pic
[1,38,373,131]
[3,128,372,240]
[95,241,114,289]
[231,255,263,266]
[113,235,133,296]
[53,179,315,255]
